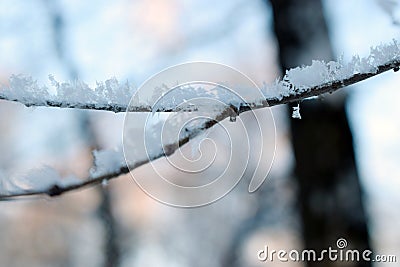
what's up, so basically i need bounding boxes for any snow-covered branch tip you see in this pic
[1,41,400,112]
[0,165,130,200]
[1,40,400,200]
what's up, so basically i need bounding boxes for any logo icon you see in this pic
[123,62,276,207]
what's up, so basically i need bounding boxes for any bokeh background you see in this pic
[0,0,399,266]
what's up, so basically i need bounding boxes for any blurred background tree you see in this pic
[268,0,371,266]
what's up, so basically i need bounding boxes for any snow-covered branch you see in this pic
[1,41,400,112]
[1,41,400,200]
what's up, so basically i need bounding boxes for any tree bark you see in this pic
[268,0,371,266]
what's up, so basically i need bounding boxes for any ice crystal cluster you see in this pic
[262,40,400,100]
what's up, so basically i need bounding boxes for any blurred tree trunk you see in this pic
[267,0,371,266]
[44,1,121,266]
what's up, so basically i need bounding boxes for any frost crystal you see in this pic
[0,75,136,109]
[292,104,301,119]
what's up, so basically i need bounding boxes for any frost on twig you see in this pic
[0,166,82,198]
[263,40,400,104]
[1,40,400,199]
[1,40,400,112]
[0,148,130,199]
[0,76,136,113]
[0,157,130,199]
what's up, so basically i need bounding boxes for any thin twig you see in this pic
[0,105,235,200]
